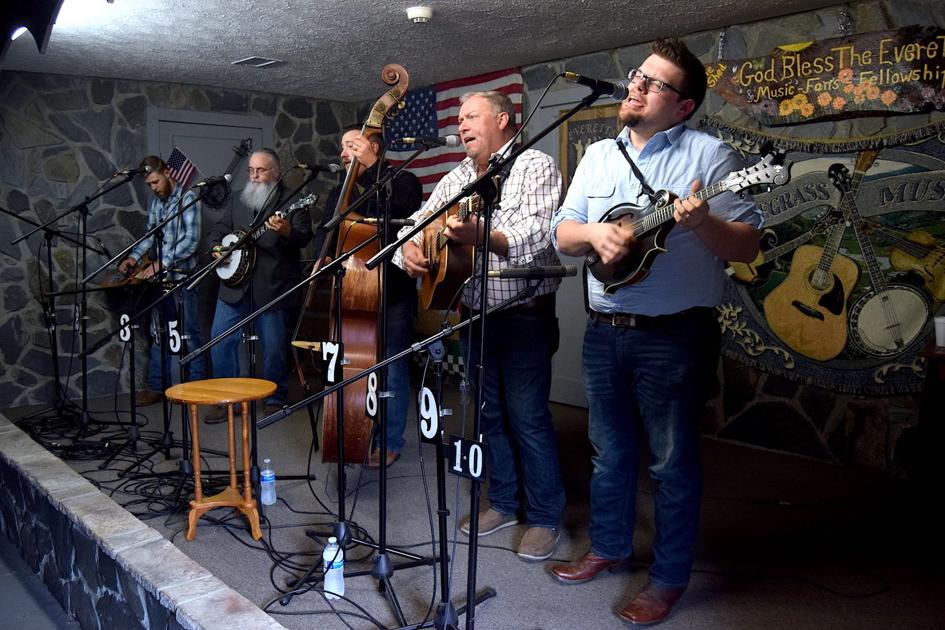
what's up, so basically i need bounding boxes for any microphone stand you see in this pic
[1,206,86,426]
[13,175,129,433]
[360,87,607,630]
[97,186,225,478]
[279,160,433,614]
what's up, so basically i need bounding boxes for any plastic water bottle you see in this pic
[322,537,345,600]
[260,458,276,506]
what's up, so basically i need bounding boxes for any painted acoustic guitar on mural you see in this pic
[828,163,930,358]
[215,194,318,287]
[727,212,841,286]
[864,222,945,303]
[762,151,875,361]
[586,151,790,294]
[419,193,481,310]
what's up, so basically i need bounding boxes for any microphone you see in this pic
[113,165,152,177]
[193,174,232,188]
[563,72,628,101]
[400,135,461,148]
[487,265,578,279]
[296,163,343,173]
[358,217,416,227]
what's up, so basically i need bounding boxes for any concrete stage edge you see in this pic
[0,412,286,630]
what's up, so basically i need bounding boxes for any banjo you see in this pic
[215,193,318,287]
[828,159,930,358]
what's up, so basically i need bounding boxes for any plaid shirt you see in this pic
[131,183,202,281]
[394,139,562,308]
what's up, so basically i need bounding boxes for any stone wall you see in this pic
[518,0,941,474]
[0,72,357,406]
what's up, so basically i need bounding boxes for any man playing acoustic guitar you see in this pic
[551,38,763,625]
[396,91,566,562]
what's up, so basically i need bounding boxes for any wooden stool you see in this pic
[164,377,277,541]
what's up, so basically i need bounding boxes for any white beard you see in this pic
[241,180,276,211]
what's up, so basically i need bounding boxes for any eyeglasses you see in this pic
[247,167,271,176]
[627,69,687,98]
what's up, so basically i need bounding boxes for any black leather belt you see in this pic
[588,307,713,329]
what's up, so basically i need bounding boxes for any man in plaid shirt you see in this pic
[120,155,207,404]
[396,90,565,561]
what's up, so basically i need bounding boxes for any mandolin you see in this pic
[727,212,840,287]
[586,151,790,294]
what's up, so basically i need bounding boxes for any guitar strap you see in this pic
[614,139,659,204]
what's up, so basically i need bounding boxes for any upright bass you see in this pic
[292,64,409,463]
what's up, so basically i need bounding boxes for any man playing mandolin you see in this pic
[395,91,566,562]
[550,38,763,625]
[205,148,312,422]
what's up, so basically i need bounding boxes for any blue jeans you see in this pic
[210,297,289,405]
[582,309,719,587]
[375,294,417,454]
[461,300,565,528]
[147,288,206,391]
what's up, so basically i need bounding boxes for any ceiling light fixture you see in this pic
[406,6,433,24]
[11,26,28,41]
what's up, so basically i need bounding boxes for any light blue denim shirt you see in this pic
[552,123,763,316]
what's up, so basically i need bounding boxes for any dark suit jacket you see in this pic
[208,183,313,306]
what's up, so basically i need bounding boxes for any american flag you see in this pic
[165,147,196,188]
[385,68,523,199]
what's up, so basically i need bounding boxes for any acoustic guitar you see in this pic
[761,151,881,361]
[418,193,480,310]
[215,194,318,288]
[586,151,790,294]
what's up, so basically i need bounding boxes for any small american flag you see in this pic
[385,68,524,199]
[165,147,196,188]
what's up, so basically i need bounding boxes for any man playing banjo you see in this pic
[204,148,313,422]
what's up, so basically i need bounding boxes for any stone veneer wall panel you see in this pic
[0,71,357,407]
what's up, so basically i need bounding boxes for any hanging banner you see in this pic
[706,25,945,126]
[702,128,945,396]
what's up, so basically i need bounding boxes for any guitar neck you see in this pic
[838,152,885,289]
[812,221,848,287]
[641,179,729,234]
[763,227,825,263]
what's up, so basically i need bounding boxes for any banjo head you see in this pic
[849,284,930,357]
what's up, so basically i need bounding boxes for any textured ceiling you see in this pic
[2,0,846,102]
